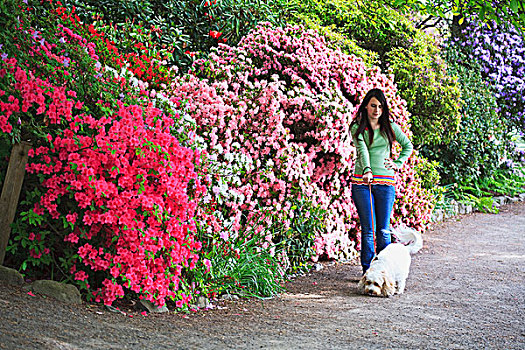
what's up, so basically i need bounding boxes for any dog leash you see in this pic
[369,182,376,250]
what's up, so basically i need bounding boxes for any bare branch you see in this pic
[415,14,434,29]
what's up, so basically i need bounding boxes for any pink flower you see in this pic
[66,213,78,224]
[74,271,89,281]
[203,259,212,273]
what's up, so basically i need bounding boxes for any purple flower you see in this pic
[456,17,525,130]
[1,53,7,60]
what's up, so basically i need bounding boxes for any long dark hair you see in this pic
[350,88,395,150]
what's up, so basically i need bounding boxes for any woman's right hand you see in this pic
[362,171,373,184]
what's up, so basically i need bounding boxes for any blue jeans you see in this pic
[351,184,396,273]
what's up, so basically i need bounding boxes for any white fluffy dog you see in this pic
[357,227,423,297]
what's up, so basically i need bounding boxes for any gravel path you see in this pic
[1,202,524,350]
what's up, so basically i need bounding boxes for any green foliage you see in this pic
[271,198,326,273]
[64,0,289,73]
[445,167,525,214]
[434,184,498,215]
[6,185,77,280]
[292,13,379,67]
[194,220,286,299]
[475,167,525,197]
[384,0,525,31]
[290,0,417,58]
[420,39,506,186]
[413,156,440,190]
[289,0,462,147]
[386,31,462,146]
[0,138,10,186]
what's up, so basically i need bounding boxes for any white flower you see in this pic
[214,144,224,154]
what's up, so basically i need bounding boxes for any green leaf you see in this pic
[510,0,518,13]
[479,7,486,21]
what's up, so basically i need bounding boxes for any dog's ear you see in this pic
[381,271,396,297]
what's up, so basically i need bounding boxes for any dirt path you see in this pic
[1,202,524,350]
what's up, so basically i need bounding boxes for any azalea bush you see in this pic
[1,1,205,308]
[171,23,435,264]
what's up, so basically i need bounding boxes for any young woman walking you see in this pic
[350,88,413,274]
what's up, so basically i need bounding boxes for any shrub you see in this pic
[288,0,462,147]
[170,23,435,263]
[64,0,288,73]
[420,40,507,186]
[289,0,417,57]
[452,19,525,134]
[1,1,204,308]
[193,215,286,299]
[291,13,380,67]
[386,32,462,146]
[270,197,326,273]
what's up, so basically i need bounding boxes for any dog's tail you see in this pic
[392,226,423,254]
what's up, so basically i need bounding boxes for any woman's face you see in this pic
[365,97,382,122]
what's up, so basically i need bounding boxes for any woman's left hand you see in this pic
[384,158,398,171]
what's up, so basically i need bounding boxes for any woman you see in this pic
[350,88,413,274]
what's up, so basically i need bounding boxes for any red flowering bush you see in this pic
[1,2,204,307]
[171,23,435,263]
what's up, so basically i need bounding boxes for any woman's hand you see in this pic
[384,158,398,171]
[362,171,373,184]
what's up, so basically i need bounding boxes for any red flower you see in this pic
[209,30,222,39]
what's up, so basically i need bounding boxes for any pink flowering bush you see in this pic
[1,2,435,305]
[171,23,434,263]
[1,3,204,307]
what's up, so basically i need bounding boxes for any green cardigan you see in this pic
[352,122,413,181]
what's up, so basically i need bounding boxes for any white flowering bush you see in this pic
[170,23,435,266]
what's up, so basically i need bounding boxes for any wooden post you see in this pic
[0,142,32,265]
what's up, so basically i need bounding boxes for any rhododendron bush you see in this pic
[452,18,525,133]
[1,3,204,307]
[171,23,435,262]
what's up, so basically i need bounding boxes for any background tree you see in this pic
[386,0,525,31]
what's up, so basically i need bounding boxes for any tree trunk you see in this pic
[0,142,32,265]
